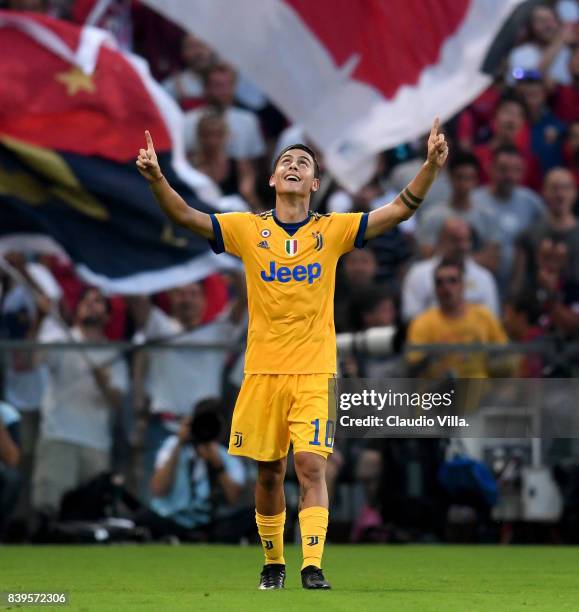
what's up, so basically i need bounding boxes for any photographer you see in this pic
[142,399,249,541]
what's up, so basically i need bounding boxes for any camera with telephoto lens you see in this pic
[188,400,223,445]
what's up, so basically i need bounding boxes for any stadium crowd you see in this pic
[1,0,579,544]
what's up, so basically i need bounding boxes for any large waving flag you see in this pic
[144,0,526,191]
[0,11,235,295]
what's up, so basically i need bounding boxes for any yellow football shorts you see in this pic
[228,373,337,462]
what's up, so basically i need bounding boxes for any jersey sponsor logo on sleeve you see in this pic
[260,261,322,284]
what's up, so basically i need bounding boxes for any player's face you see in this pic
[270,149,319,197]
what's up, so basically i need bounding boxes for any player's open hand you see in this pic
[426,117,449,170]
[136,130,163,183]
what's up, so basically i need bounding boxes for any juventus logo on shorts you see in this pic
[233,431,243,447]
[306,536,319,546]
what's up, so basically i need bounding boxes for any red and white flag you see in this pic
[144,0,525,191]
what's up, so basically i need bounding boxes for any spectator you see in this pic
[554,45,579,123]
[183,63,266,161]
[516,75,567,176]
[455,84,503,150]
[508,3,576,86]
[514,167,579,293]
[535,238,579,337]
[328,166,414,286]
[416,152,500,271]
[340,286,404,380]
[563,119,579,188]
[32,287,129,518]
[472,96,540,188]
[141,400,249,541]
[503,292,544,377]
[335,248,379,332]
[406,258,510,379]
[129,276,246,497]
[0,252,58,524]
[162,34,216,111]
[0,401,21,540]
[189,110,261,211]
[71,0,133,51]
[471,145,544,295]
[402,218,499,323]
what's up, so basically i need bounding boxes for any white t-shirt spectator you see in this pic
[401,256,500,323]
[184,106,266,159]
[39,324,129,452]
[136,307,241,418]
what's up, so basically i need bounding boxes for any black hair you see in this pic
[448,151,481,174]
[348,286,396,331]
[434,257,464,279]
[505,291,541,325]
[75,286,111,315]
[493,143,523,160]
[272,144,320,179]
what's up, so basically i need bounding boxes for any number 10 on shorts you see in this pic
[309,419,335,448]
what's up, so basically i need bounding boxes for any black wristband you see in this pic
[404,187,424,204]
[400,191,419,211]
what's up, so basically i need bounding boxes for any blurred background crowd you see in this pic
[1,0,579,546]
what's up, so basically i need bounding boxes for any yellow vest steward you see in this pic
[210,210,368,374]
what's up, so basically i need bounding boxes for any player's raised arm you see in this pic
[365,118,449,240]
[136,130,214,239]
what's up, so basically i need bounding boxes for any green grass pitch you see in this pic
[2,545,579,611]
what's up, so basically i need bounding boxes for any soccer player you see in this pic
[136,120,448,590]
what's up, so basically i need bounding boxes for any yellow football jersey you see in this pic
[210,209,367,374]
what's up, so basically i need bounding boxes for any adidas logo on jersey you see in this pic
[257,240,270,249]
[260,261,322,284]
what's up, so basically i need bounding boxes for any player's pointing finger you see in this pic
[430,117,440,138]
[145,130,154,151]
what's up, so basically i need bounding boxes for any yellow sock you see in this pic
[299,506,329,570]
[256,510,286,565]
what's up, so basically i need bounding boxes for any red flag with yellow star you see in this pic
[0,11,170,162]
[0,11,236,294]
